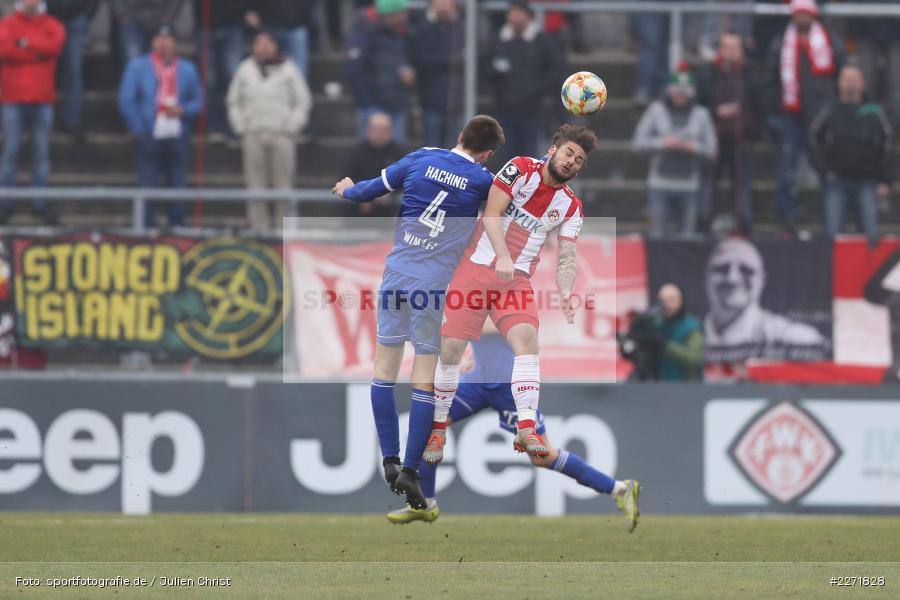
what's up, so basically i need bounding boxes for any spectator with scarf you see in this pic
[118,25,203,228]
[764,0,845,236]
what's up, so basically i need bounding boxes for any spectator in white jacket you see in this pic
[227,31,312,231]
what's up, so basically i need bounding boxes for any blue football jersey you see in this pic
[373,147,493,282]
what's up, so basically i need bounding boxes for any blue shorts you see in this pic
[449,381,546,435]
[376,268,446,355]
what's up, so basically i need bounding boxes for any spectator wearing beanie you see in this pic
[632,69,718,237]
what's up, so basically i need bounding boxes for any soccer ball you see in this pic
[561,71,607,115]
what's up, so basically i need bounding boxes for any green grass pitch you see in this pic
[1,513,899,598]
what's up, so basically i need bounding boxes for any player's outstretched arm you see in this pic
[331,177,356,198]
[484,185,514,280]
[557,238,577,324]
[331,174,391,203]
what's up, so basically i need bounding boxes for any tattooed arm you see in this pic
[557,238,577,324]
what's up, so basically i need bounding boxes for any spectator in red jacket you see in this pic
[0,0,65,225]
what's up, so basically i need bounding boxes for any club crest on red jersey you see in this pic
[547,209,561,224]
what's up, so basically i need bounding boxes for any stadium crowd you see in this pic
[0,0,895,239]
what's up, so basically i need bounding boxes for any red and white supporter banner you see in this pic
[831,237,900,381]
[748,236,900,384]
[287,236,647,381]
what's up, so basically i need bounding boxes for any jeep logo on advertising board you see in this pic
[290,384,618,516]
[0,408,205,515]
[728,402,840,504]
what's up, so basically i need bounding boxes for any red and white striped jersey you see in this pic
[464,156,583,277]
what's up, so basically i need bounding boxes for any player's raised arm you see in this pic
[557,237,577,324]
[483,184,515,280]
[332,150,418,203]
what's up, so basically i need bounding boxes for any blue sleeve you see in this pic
[344,151,419,203]
[117,59,143,135]
[343,175,391,203]
[180,61,204,119]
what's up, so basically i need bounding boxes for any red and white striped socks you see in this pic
[511,354,540,429]
[432,358,459,426]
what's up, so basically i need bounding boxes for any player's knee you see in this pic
[440,338,467,364]
[507,324,539,355]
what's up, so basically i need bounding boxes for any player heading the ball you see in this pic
[332,115,505,510]
[422,124,598,462]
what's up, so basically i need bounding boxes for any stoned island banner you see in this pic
[11,235,286,361]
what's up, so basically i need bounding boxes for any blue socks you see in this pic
[371,378,399,459]
[418,460,437,498]
[551,450,616,494]
[402,388,435,471]
[420,449,614,501]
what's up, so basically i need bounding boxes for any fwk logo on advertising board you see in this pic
[705,399,900,508]
[728,402,840,504]
[290,384,618,516]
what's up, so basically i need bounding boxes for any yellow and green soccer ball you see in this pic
[561,71,607,115]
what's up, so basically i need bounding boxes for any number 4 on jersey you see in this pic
[419,191,447,238]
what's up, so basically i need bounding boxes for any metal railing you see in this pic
[0,187,335,233]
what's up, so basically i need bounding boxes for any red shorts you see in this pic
[441,260,540,341]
